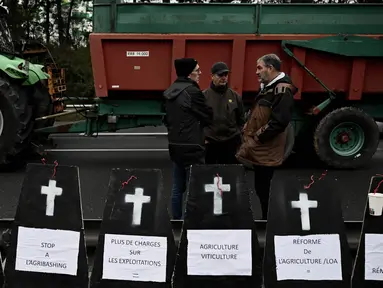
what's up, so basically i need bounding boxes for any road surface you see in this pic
[0,126,382,221]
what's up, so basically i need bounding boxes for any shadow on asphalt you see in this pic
[0,143,378,174]
[3,129,383,174]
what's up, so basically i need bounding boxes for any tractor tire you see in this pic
[32,83,54,129]
[0,77,34,169]
[314,107,379,169]
[283,122,295,161]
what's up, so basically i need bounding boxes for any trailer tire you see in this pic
[283,122,295,161]
[314,107,379,169]
[0,77,34,169]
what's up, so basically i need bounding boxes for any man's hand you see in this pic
[242,123,247,133]
[253,135,262,144]
[244,110,251,121]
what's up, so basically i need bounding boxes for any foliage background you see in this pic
[3,0,94,99]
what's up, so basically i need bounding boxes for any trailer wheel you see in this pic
[0,77,34,169]
[314,107,379,169]
[283,122,295,161]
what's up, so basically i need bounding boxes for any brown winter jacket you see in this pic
[236,73,297,167]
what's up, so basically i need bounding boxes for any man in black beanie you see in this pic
[163,58,213,220]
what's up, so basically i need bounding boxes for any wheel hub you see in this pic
[339,133,350,144]
[329,122,365,157]
[0,109,3,137]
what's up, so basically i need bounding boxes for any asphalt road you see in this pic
[0,125,382,221]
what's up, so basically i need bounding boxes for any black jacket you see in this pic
[163,77,213,166]
[203,83,245,143]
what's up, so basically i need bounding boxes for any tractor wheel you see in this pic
[283,122,295,161]
[0,77,34,169]
[314,107,379,169]
[32,83,54,129]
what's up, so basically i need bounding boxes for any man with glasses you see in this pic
[203,62,245,164]
[163,58,213,219]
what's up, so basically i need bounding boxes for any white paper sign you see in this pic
[102,234,167,282]
[365,233,383,280]
[274,234,342,281]
[187,229,252,276]
[15,226,80,275]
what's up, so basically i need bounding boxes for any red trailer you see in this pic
[88,32,383,169]
[90,33,383,103]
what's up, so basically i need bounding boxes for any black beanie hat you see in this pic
[174,58,198,77]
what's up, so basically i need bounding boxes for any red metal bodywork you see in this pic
[89,34,383,101]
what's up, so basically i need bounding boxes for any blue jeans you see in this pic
[171,162,190,220]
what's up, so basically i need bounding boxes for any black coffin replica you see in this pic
[4,163,88,288]
[172,164,262,288]
[0,254,4,286]
[352,175,383,287]
[90,168,176,288]
[263,174,352,288]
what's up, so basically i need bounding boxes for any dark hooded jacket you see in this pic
[163,77,213,166]
[236,73,297,167]
[203,82,245,143]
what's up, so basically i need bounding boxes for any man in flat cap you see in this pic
[203,62,245,164]
[163,58,213,219]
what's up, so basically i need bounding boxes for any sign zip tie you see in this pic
[121,175,138,190]
[51,160,59,179]
[373,174,383,194]
[216,173,223,197]
[41,158,59,179]
[304,170,328,190]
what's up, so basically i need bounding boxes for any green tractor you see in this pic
[0,5,53,169]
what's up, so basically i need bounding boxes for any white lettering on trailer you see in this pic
[126,51,150,57]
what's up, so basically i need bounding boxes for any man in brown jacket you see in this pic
[236,54,297,220]
[203,62,245,164]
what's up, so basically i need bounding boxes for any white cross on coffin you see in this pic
[205,176,231,215]
[291,192,318,231]
[41,180,63,217]
[125,188,151,226]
